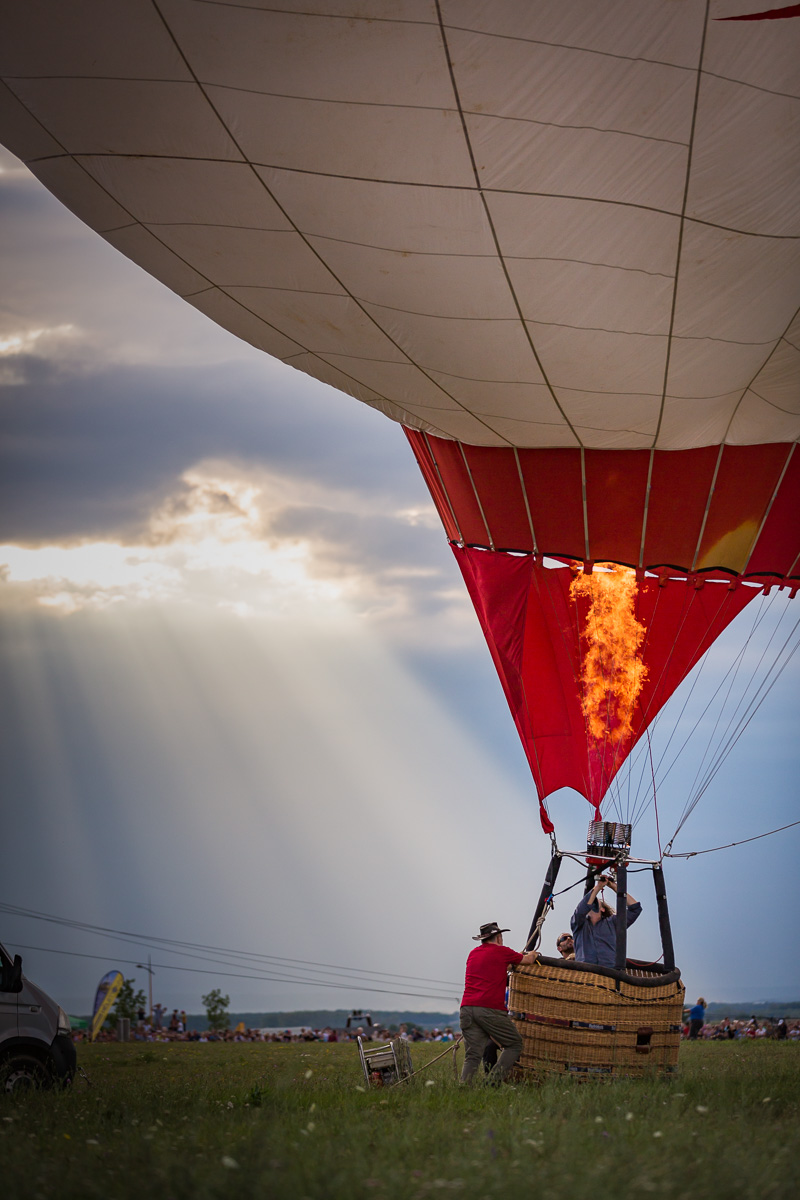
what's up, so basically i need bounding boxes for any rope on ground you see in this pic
[390,1035,463,1087]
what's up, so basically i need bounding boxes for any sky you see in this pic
[1,142,798,1019]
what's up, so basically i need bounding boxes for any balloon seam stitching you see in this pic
[653,0,712,449]
[145,0,507,447]
[690,443,725,573]
[433,0,582,448]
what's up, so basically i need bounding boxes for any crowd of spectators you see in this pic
[74,1018,458,1045]
[681,1015,799,1040]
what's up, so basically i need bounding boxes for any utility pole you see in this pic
[136,955,154,1022]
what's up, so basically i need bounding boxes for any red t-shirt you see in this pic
[461,943,523,1010]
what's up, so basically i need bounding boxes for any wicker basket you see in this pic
[508,957,684,1079]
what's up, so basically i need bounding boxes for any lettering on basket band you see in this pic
[509,1009,616,1033]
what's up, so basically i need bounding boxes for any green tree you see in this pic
[202,988,230,1031]
[108,977,147,1029]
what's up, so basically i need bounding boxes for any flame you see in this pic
[569,563,648,745]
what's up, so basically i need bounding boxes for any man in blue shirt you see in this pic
[688,998,706,1039]
[571,875,641,968]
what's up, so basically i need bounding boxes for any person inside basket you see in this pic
[460,921,538,1083]
[570,875,641,968]
[556,931,575,959]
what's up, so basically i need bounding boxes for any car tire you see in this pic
[0,1052,53,1095]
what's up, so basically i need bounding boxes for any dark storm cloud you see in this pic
[0,354,425,542]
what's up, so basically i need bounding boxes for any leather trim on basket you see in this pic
[509,1009,616,1033]
[530,956,682,988]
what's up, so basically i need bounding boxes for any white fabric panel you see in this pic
[425,377,562,422]
[688,76,800,236]
[391,407,511,445]
[80,158,292,230]
[6,79,242,160]
[476,414,579,449]
[151,227,346,294]
[728,390,800,447]
[160,1,449,107]
[742,330,800,421]
[367,309,545,384]
[1,0,190,79]
[507,258,672,336]
[224,291,408,362]
[705,0,800,94]
[450,27,695,142]
[528,324,667,394]
[208,88,474,187]
[467,112,688,211]
[257,169,494,255]
[556,391,661,441]
[571,426,655,451]
[443,0,707,68]
[487,193,680,275]
[0,81,63,160]
[318,358,461,409]
[207,1,436,16]
[103,225,210,297]
[666,338,775,400]
[29,157,132,233]
[673,224,800,344]
[283,353,383,406]
[187,290,305,361]
[307,239,515,320]
[657,392,743,448]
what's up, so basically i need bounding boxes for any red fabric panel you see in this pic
[403,429,461,542]
[462,445,533,551]
[453,547,761,822]
[747,447,800,577]
[410,436,799,578]
[642,447,718,568]
[584,450,650,566]
[427,437,488,545]
[516,449,585,558]
[696,444,790,573]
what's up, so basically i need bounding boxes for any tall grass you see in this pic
[3,1041,798,1199]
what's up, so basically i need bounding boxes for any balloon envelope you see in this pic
[2,3,798,825]
[1,2,798,451]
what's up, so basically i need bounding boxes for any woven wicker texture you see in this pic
[508,960,684,1078]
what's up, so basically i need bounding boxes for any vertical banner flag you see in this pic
[90,970,124,1042]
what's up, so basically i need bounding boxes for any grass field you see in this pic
[3,1040,798,1199]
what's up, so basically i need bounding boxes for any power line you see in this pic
[0,902,462,995]
[11,943,460,1003]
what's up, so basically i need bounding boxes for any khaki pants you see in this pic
[460,1006,522,1082]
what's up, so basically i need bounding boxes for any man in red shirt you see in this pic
[460,921,538,1082]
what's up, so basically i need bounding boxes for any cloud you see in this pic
[0,453,473,647]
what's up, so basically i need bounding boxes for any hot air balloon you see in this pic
[2,1,798,1076]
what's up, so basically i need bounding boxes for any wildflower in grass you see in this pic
[696,1105,708,1114]
[626,1113,634,1121]
[221,1156,239,1169]
[762,1097,771,1103]
[653,1131,662,1138]
[425,1079,436,1087]
[594,1116,603,1123]
[355,1086,366,1092]
[304,1069,313,1079]
[307,1122,315,1131]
